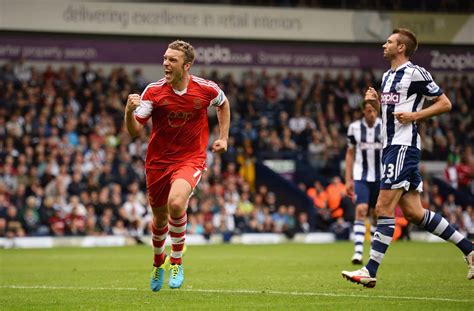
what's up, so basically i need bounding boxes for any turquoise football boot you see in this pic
[169,264,184,289]
[150,255,169,292]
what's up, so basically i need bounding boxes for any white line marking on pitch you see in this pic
[1,285,472,303]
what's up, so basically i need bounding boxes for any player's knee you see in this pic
[356,204,368,218]
[168,197,186,214]
[152,209,168,228]
[152,217,168,228]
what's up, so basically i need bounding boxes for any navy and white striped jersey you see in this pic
[347,118,383,182]
[380,61,443,149]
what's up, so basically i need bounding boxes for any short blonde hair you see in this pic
[168,40,195,65]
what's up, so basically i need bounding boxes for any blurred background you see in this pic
[0,0,473,246]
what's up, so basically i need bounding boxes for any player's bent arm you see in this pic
[414,94,452,121]
[365,87,380,113]
[216,98,230,141]
[124,107,144,138]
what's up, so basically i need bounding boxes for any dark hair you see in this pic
[360,100,378,111]
[392,28,418,57]
[168,40,195,65]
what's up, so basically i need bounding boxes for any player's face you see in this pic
[163,48,189,84]
[363,103,377,125]
[382,34,400,60]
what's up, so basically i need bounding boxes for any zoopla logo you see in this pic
[430,50,474,71]
[380,92,400,105]
[195,45,231,64]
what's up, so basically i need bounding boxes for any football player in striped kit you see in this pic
[342,28,473,287]
[345,102,382,265]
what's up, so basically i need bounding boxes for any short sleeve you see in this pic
[347,124,356,148]
[208,81,227,107]
[134,85,154,124]
[408,67,443,100]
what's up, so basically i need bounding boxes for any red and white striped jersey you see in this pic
[134,75,226,169]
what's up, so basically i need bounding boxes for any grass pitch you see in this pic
[1,242,473,310]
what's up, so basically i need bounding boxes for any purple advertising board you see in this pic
[0,34,472,71]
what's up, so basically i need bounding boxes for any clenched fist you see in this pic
[126,94,141,114]
[393,111,417,124]
[211,139,228,153]
[365,87,380,112]
[365,87,379,102]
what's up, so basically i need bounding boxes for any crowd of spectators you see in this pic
[0,59,473,240]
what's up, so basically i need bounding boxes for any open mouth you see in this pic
[164,69,172,79]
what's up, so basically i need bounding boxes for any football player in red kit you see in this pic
[125,40,230,291]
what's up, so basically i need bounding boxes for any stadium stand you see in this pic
[1,59,473,239]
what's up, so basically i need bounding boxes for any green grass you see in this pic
[0,242,473,310]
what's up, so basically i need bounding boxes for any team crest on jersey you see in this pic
[380,92,400,105]
[161,100,169,106]
[193,99,202,109]
[427,82,440,93]
[395,82,402,92]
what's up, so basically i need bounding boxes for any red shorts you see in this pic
[146,161,206,208]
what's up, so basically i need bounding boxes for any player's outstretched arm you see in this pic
[212,98,230,153]
[365,87,380,113]
[124,94,144,138]
[393,94,452,124]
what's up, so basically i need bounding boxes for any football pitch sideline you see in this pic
[1,242,473,310]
